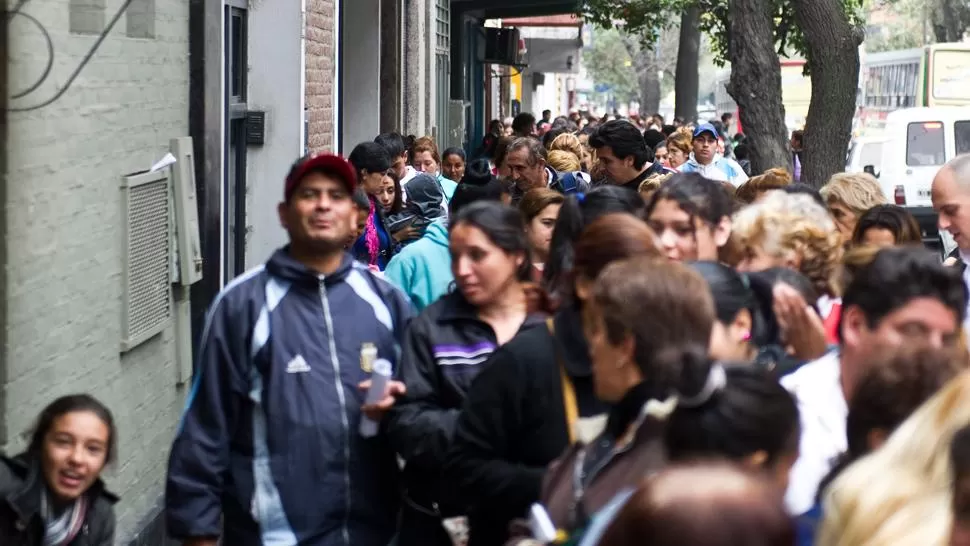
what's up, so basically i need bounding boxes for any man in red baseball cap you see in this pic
[278,153,360,271]
[168,152,414,546]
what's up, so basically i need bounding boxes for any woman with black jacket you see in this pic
[0,395,117,546]
[444,211,662,546]
[384,202,545,546]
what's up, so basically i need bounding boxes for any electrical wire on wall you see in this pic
[4,0,135,112]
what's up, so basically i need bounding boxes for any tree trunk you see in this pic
[933,0,967,42]
[675,4,701,122]
[792,0,864,188]
[640,63,661,116]
[725,0,791,174]
[622,36,662,119]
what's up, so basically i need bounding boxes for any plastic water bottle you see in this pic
[359,358,392,438]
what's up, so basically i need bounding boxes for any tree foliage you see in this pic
[581,0,867,69]
[584,27,640,104]
[876,0,970,45]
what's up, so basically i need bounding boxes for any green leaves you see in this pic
[584,27,641,102]
[580,0,686,45]
[580,0,866,69]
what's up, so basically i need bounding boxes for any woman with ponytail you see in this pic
[578,365,800,546]
[539,256,719,540]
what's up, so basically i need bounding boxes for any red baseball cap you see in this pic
[284,153,357,201]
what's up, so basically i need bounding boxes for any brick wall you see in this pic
[4,0,189,542]
[306,0,336,154]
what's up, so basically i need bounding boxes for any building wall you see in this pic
[5,0,189,541]
[342,0,382,150]
[307,0,336,154]
[247,0,305,268]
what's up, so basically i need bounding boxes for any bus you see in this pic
[857,42,970,133]
[714,59,812,135]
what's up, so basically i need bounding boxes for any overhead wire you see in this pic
[5,0,136,112]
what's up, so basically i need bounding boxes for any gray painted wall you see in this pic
[342,0,382,149]
[5,0,189,541]
[246,0,305,268]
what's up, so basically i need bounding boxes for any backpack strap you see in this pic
[559,172,580,194]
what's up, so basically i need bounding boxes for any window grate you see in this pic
[121,171,172,351]
[435,0,450,53]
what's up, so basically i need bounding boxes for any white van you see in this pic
[871,107,970,207]
[846,135,888,174]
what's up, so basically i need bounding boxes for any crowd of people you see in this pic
[4,110,970,546]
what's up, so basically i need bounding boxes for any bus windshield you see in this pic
[932,49,970,102]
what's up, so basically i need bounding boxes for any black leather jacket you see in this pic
[0,454,117,546]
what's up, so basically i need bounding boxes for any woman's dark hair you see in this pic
[689,262,770,348]
[543,185,644,299]
[28,394,117,466]
[449,201,532,283]
[374,132,407,159]
[352,187,371,211]
[593,257,715,395]
[646,172,735,229]
[666,366,799,466]
[492,136,515,168]
[383,169,405,214]
[348,142,392,178]
[733,142,750,161]
[850,204,922,247]
[442,147,467,163]
[451,159,507,216]
[816,344,964,501]
[598,463,795,546]
[643,129,666,151]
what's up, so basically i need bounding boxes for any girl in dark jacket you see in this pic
[0,395,117,546]
[444,209,661,546]
[385,202,545,546]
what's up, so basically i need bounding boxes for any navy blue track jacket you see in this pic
[166,248,414,546]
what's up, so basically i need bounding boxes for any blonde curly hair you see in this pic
[733,190,843,296]
[546,150,582,172]
[549,133,584,159]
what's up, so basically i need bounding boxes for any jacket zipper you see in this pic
[319,276,352,546]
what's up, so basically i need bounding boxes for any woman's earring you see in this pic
[741,331,752,342]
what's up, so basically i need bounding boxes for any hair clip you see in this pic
[576,192,586,203]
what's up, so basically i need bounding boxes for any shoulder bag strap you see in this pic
[547,317,579,445]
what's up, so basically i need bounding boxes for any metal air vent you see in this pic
[120,169,173,352]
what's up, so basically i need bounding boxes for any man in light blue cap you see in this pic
[679,122,749,186]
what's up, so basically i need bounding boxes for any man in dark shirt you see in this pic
[589,120,674,192]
